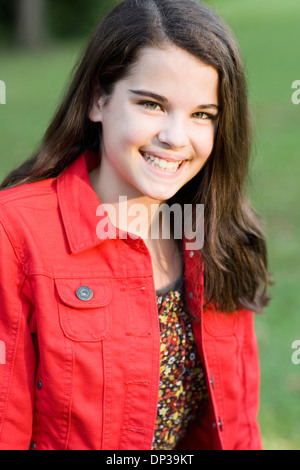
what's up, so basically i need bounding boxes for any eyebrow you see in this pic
[129,89,220,111]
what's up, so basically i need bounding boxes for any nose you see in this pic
[158,114,189,149]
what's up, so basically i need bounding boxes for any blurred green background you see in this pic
[0,0,300,450]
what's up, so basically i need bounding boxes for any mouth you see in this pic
[140,151,184,173]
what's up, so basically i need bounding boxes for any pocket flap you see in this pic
[55,278,111,308]
[55,278,112,342]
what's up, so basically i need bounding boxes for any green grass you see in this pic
[1,0,300,450]
[0,41,82,178]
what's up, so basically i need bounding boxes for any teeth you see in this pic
[141,152,183,172]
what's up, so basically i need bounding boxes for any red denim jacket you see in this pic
[0,153,262,450]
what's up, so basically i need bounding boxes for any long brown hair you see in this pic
[0,0,270,313]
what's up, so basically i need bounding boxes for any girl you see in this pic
[0,0,270,450]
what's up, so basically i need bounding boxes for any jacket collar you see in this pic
[57,152,119,254]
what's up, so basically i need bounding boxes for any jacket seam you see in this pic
[242,314,257,449]
[0,188,54,205]
[0,273,28,439]
[56,294,75,450]
[0,219,27,277]
[0,192,56,277]
[0,218,32,443]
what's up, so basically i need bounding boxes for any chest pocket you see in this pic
[55,278,112,342]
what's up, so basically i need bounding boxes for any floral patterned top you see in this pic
[152,278,209,450]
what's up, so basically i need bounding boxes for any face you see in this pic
[89,45,219,203]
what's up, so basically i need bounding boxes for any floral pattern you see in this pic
[152,289,209,450]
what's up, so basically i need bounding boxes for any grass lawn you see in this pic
[1,0,300,450]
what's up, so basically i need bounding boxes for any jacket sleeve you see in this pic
[0,218,36,450]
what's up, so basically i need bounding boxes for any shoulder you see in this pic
[0,178,63,274]
[0,178,58,246]
[0,178,56,209]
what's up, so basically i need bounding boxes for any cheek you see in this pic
[121,117,158,147]
[194,127,216,161]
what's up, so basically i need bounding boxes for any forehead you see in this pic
[123,45,219,104]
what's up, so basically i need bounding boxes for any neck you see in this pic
[89,165,169,241]
[105,195,174,244]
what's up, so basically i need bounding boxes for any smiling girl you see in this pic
[0,0,270,450]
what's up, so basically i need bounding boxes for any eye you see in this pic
[192,111,218,121]
[140,101,163,111]
[192,111,210,120]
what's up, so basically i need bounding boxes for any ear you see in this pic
[89,84,107,123]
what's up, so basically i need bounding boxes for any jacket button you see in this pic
[30,441,36,450]
[37,381,42,390]
[189,251,195,258]
[76,286,93,301]
[210,374,215,389]
[188,292,193,299]
[218,417,223,431]
[212,417,223,431]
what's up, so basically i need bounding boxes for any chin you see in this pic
[145,190,176,202]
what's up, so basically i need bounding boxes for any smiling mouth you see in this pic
[140,151,184,172]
